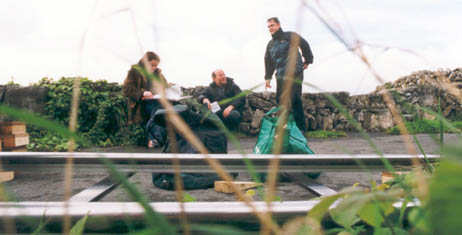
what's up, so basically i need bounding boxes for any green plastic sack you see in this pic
[253,108,314,154]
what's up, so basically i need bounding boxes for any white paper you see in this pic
[211,101,221,113]
[151,85,191,101]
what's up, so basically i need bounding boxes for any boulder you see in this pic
[250,109,265,129]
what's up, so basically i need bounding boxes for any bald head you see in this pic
[212,69,227,87]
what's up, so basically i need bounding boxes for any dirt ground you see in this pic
[4,133,460,202]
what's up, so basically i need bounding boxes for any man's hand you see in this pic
[223,105,234,118]
[203,98,212,110]
[265,80,272,90]
[303,64,309,70]
[142,91,153,100]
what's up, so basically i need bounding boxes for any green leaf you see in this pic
[357,201,394,227]
[308,193,345,222]
[188,224,255,235]
[428,160,462,235]
[183,192,197,202]
[70,212,89,235]
[407,207,430,234]
[329,193,373,228]
[373,227,409,235]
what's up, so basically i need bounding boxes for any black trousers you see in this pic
[216,108,242,130]
[144,99,167,145]
[276,73,306,132]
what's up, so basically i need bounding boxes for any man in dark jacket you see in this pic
[264,17,313,132]
[198,69,246,129]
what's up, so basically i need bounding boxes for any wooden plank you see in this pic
[0,122,26,135]
[214,181,262,194]
[69,172,135,202]
[0,171,14,183]
[2,133,29,148]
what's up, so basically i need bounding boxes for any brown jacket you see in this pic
[123,64,167,124]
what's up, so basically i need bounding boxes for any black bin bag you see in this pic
[151,105,233,190]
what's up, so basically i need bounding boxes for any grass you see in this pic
[386,119,462,135]
[305,130,347,139]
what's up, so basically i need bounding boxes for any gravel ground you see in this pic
[4,133,459,202]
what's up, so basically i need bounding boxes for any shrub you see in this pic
[27,77,144,151]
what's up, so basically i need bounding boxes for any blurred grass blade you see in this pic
[0,104,89,146]
[99,156,175,234]
[189,224,257,235]
[31,212,50,235]
[69,212,89,235]
[438,97,444,146]
[218,82,263,107]
[411,134,434,173]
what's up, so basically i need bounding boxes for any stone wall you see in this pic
[1,68,461,134]
[185,68,462,135]
[0,85,49,122]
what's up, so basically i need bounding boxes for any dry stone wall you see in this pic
[185,68,462,135]
[1,68,461,135]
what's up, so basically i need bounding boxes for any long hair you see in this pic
[138,51,160,67]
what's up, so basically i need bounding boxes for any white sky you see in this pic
[1,0,461,95]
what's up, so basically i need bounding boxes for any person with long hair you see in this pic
[123,51,168,148]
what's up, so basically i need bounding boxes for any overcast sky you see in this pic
[1,0,461,94]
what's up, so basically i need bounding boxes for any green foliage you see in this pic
[183,192,197,202]
[70,212,89,235]
[27,77,144,151]
[386,119,462,135]
[305,130,347,139]
[428,157,462,235]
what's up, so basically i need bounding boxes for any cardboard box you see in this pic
[2,133,29,148]
[0,122,26,135]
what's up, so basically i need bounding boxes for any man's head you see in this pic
[267,17,281,35]
[212,69,227,87]
[139,51,160,73]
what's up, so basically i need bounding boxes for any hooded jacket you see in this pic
[123,63,167,124]
[197,77,245,111]
[264,28,313,80]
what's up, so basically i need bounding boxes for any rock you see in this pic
[320,115,334,130]
[247,93,276,112]
[0,85,49,122]
[250,109,265,129]
[241,108,253,123]
[306,113,317,131]
[376,110,394,130]
[248,128,260,136]
[239,122,251,134]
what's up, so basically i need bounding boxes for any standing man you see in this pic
[264,17,313,132]
[198,69,245,130]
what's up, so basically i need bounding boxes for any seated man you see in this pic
[197,69,246,130]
